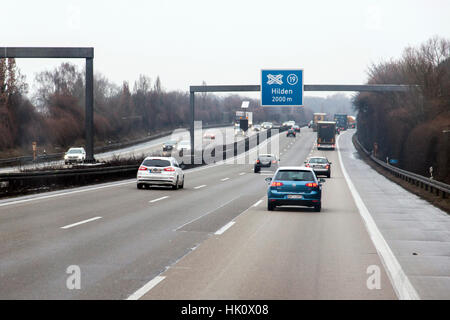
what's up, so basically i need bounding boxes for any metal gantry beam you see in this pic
[189,84,414,93]
[189,83,416,156]
[0,47,95,162]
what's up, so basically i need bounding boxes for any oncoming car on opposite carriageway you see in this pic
[137,156,184,190]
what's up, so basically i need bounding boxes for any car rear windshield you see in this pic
[309,158,328,164]
[142,159,171,167]
[258,155,275,161]
[275,170,315,181]
[68,149,83,154]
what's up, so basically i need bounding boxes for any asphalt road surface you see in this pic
[1,128,446,299]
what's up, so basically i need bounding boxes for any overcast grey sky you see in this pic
[2,0,449,98]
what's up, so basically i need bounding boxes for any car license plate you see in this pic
[150,169,161,173]
[287,195,302,199]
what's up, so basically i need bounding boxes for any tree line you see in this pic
[0,59,353,157]
[353,36,450,183]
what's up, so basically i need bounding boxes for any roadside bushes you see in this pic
[353,36,450,183]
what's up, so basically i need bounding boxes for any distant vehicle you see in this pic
[286,128,296,137]
[347,115,356,129]
[254,154,279,173]
[253,124,261,131]
[282,120,295,128]
[312,113,326,132]
[177,140,191,155]
[317,121,336,150]
[162,140,177,152]
[305,156,332,178]
[261,122,273,129]
[203,132,216,140]
[137,157,184,190]
[64,147,86,164]
[334,113,348,131]
[235,128,245,136]
[266,167,324,212]
[292,125,301,132]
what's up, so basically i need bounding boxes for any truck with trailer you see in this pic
[317,121,336,150]
[347,115,356,129]
[333,113,348,131]
[312,113,326,132]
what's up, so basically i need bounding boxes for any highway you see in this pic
[0,125,254,173]
[0,128,448,299]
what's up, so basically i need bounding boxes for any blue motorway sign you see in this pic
[261,69,303,106]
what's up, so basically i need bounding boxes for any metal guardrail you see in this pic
[354,134,449,199]
[0,123,231,168]
[0,127,285,197]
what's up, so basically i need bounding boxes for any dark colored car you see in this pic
[304,157,332,178]
[286,129,296,137]
[163,140,177,156]
[254,154,279,173]
[292,125,301,132]
[266,167,324,212]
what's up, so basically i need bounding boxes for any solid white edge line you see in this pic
[149,196,169,203]
[126,276,166,300]
[194,185,207,189]
[214,221,235,235]
[253,200,263,207]
[61,216,102,229]
[336,133,420,300]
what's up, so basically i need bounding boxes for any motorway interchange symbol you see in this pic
[266,74,283,85]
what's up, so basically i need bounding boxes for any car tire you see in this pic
[137,183,144,190]
[254,167,260,173]
[172,177,179,190]
[314,203,321,212]
[268,202,275,211]
[327,172,331,178]
[180,176,184,189]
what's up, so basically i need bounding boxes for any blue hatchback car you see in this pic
[266,167,324,212]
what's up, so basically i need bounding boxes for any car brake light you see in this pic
[164,167,176,172]
[272,160,277,164]
[325,165,329,169]
[271,182,283,187]
[139,166,147,171]
[306,182,318,188]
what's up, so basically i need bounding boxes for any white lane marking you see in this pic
[220,177,230,181]
[61,216,102,229]
[0,181,134,208]
[336,133,420,300]
[214,221,235,235]
[126,276,166,300]
[149,196,169,203]
[260,173,274,176]
[239,172,246,176]
[174,195,241,231]
[194,185,207,189]
[253,200,263,207]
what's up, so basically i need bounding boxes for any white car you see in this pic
[177,140,191,152]
[261,122,273,129]
[64,147,86,164]
[137,157,184,190]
